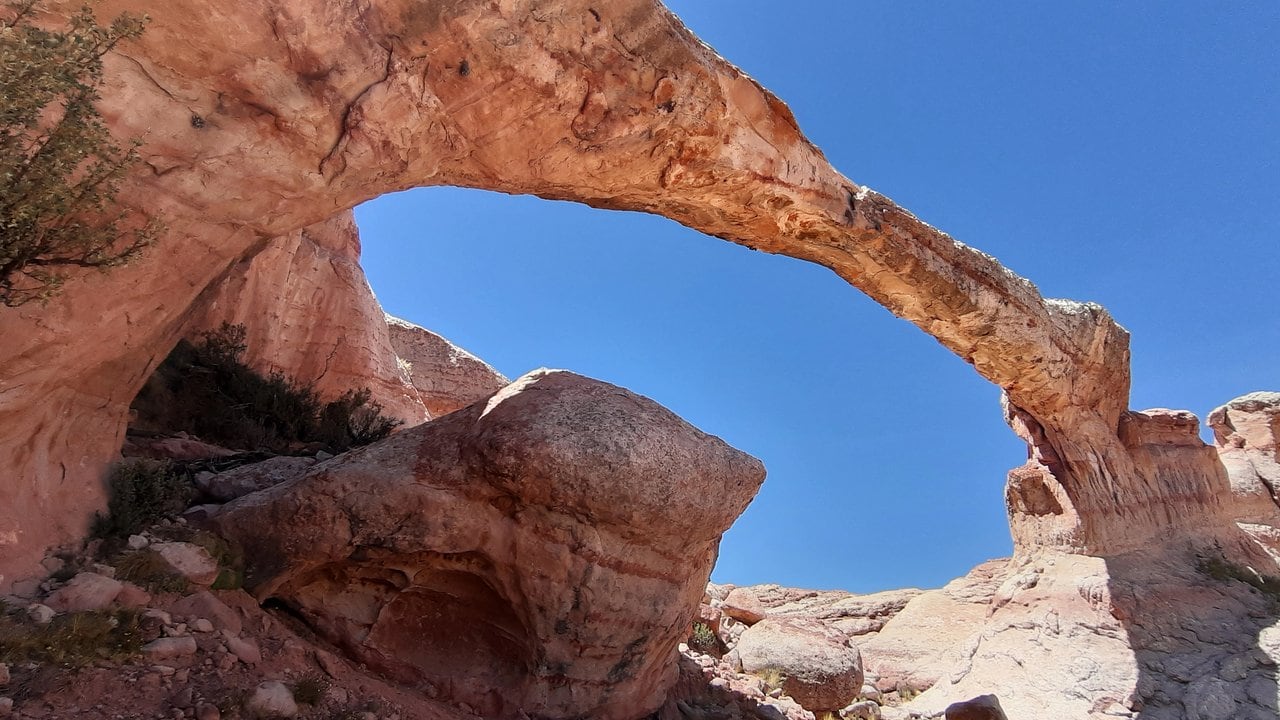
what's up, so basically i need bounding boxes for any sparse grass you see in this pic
[291,674,330,705]
[92,459,194,540]
[0,608,143,666]
[755,667,787,694]
[1197,554,1280,608]
[114,549,188,595]
[688,620,719,654]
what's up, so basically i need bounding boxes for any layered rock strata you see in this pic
[0,0,1244,583]
[212,369,765,719]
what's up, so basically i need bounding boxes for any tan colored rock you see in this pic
[44,572,124,613]
[171,591,242,635]
[212,369,764,719]
[854,560,1006,694]
[747,584,922,637]
[1211,393,1280,543]
[722,587,768,626]
[385,315,508,418]
[152,542,220,587]
[141,636,198,661]
[737,618,864,712]
[0,0,1231,587]
[186,211,427,427]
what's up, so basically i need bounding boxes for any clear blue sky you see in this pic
[355,2,1279,592]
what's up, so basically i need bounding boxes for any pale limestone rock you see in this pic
[213,369,763,720]
[223,632,262,665]
[25,604,54,625]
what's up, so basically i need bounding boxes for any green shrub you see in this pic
[130,322,402,453]
[688,621,719,653]
[0,1,160,306]
[0,608,143,666]
[92,459,193,539]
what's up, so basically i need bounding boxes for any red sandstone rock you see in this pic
[186,211,427,426]
[385,314,509,418]
[722,587,768,626]
[736,618,863,712]
[0,0,1208,588]
[211,369,764,719]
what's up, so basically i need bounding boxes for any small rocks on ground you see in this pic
[246,681,298,718]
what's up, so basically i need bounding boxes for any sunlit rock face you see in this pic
[385,314,509,418]
[0,0,1257,597]
[213,369,765,719]
[186,210,429,426]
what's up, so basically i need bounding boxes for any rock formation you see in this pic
[211,369,765,719]
[0,0,1245,585]
[0,2,1278,718]
[386,314,509,417]
[185,210,428,426]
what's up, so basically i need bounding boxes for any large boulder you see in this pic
[212,369,764,720]
[736,618,864,712]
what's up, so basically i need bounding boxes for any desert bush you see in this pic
[0,608,143,666]
[130,322,402,453]
[291,674,331,705]
[688,620,719,654]
[0,0,159,306]
[92,458,193,539]
[114,548,187,594]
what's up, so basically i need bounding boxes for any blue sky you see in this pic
[355,2,1279,592]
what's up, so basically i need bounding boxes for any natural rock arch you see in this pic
[0,0,1235,584]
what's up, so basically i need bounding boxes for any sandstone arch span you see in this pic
[0,0,1235,585]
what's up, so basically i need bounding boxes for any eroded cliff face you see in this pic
[0,0,1254,606]
[186,210,428,426]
